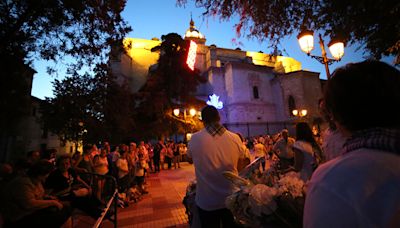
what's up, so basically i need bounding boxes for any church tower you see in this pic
[184,16,206,45]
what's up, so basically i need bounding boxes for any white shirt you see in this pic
[188,128,245,210]
[322,128,347,161]
[293,140,315,181]
[304,149,400,228]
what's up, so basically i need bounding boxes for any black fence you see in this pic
[78,173,118,228]
[224,121,297,138]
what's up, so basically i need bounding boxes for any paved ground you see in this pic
[75,162,195,228]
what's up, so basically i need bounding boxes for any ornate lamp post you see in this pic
[297,30,345,80]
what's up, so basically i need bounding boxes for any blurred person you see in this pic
[165,141,174,169]
[46,155,103,219]
[102,141,111,154]
[93,149,109,202]
[173,142,181,169]
[116,145,132,194]
[273,129,295,169]
[26,150,41,164]
[188,105,245,228]
[236,132,251,171]
[304,60,400,227]
[107,145,120,177]
[253,137,267,160]
[77,145,94,174]
[42,148,57,166]
[288,122,322,181]
[146,142,154,172]
[2,160,71,227]
[127,142,138,176]
[135,153,148,194]
[153,139,165,172]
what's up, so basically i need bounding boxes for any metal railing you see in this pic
[78,172,118,228]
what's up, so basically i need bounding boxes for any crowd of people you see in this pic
[0,60,399,228]
[0,138,190,227]
[187,60,400,228]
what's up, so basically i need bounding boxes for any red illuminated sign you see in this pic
[186,40,197,71]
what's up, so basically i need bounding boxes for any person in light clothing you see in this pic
[304,60,400,228]
[188,105,245,228]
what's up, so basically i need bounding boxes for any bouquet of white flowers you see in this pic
[224,157,305,228]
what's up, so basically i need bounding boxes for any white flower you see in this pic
[249,184,278,216]
[278,171,305,198]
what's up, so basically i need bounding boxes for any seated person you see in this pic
[1,160,71,227]
[45,155,103,219]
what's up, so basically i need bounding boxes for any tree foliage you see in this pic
[41,63,136,146]
[178,0,399,61]
[134,33,206,139]
[0,0,131,133]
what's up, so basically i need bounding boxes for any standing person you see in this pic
[165,141,174,169]
[93,149,109,202]
[304,60,400,227]
[173,142,181,169]
[287,122,322,181]
[273,129,295,169]
[153,139,164,173]
[253,137,267,160]
[188,105,245,228]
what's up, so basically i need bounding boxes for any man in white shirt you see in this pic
[188,105,245,228]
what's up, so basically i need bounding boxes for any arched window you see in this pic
[288,95,296,116]
[253,86,259,99]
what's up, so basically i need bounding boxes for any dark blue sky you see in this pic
[31,0,395,99]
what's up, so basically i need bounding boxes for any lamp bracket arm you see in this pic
[309,55,339,65]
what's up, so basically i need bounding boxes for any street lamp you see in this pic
[173,107,198,142]
[292,109,308,117]
[173,108,197,118]
[297,30,345,80]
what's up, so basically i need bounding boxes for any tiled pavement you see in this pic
[74,162,195,227]
[116,162,195,228]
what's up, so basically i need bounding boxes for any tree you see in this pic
[134,33,206,139]
[0,0,131,139]
[177,0,399,62]
[41,63,136,148]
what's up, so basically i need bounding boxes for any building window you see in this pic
[288,95,296,116]
[253,86,259,99]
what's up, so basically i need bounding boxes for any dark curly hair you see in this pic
[323,60,400,132]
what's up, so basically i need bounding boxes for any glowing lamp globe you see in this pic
[328,40,345,60]
[297,30,314,54]
[173,108,180,116]
[189,108,196,117]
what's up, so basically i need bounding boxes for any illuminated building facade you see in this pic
[111,19,324,137]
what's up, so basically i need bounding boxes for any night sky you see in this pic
[31,0,396,99]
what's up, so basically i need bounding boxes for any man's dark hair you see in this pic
[83,144,92,154]
[324,60,400,132]
[201,105,220,124]
[27,160,54,177]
